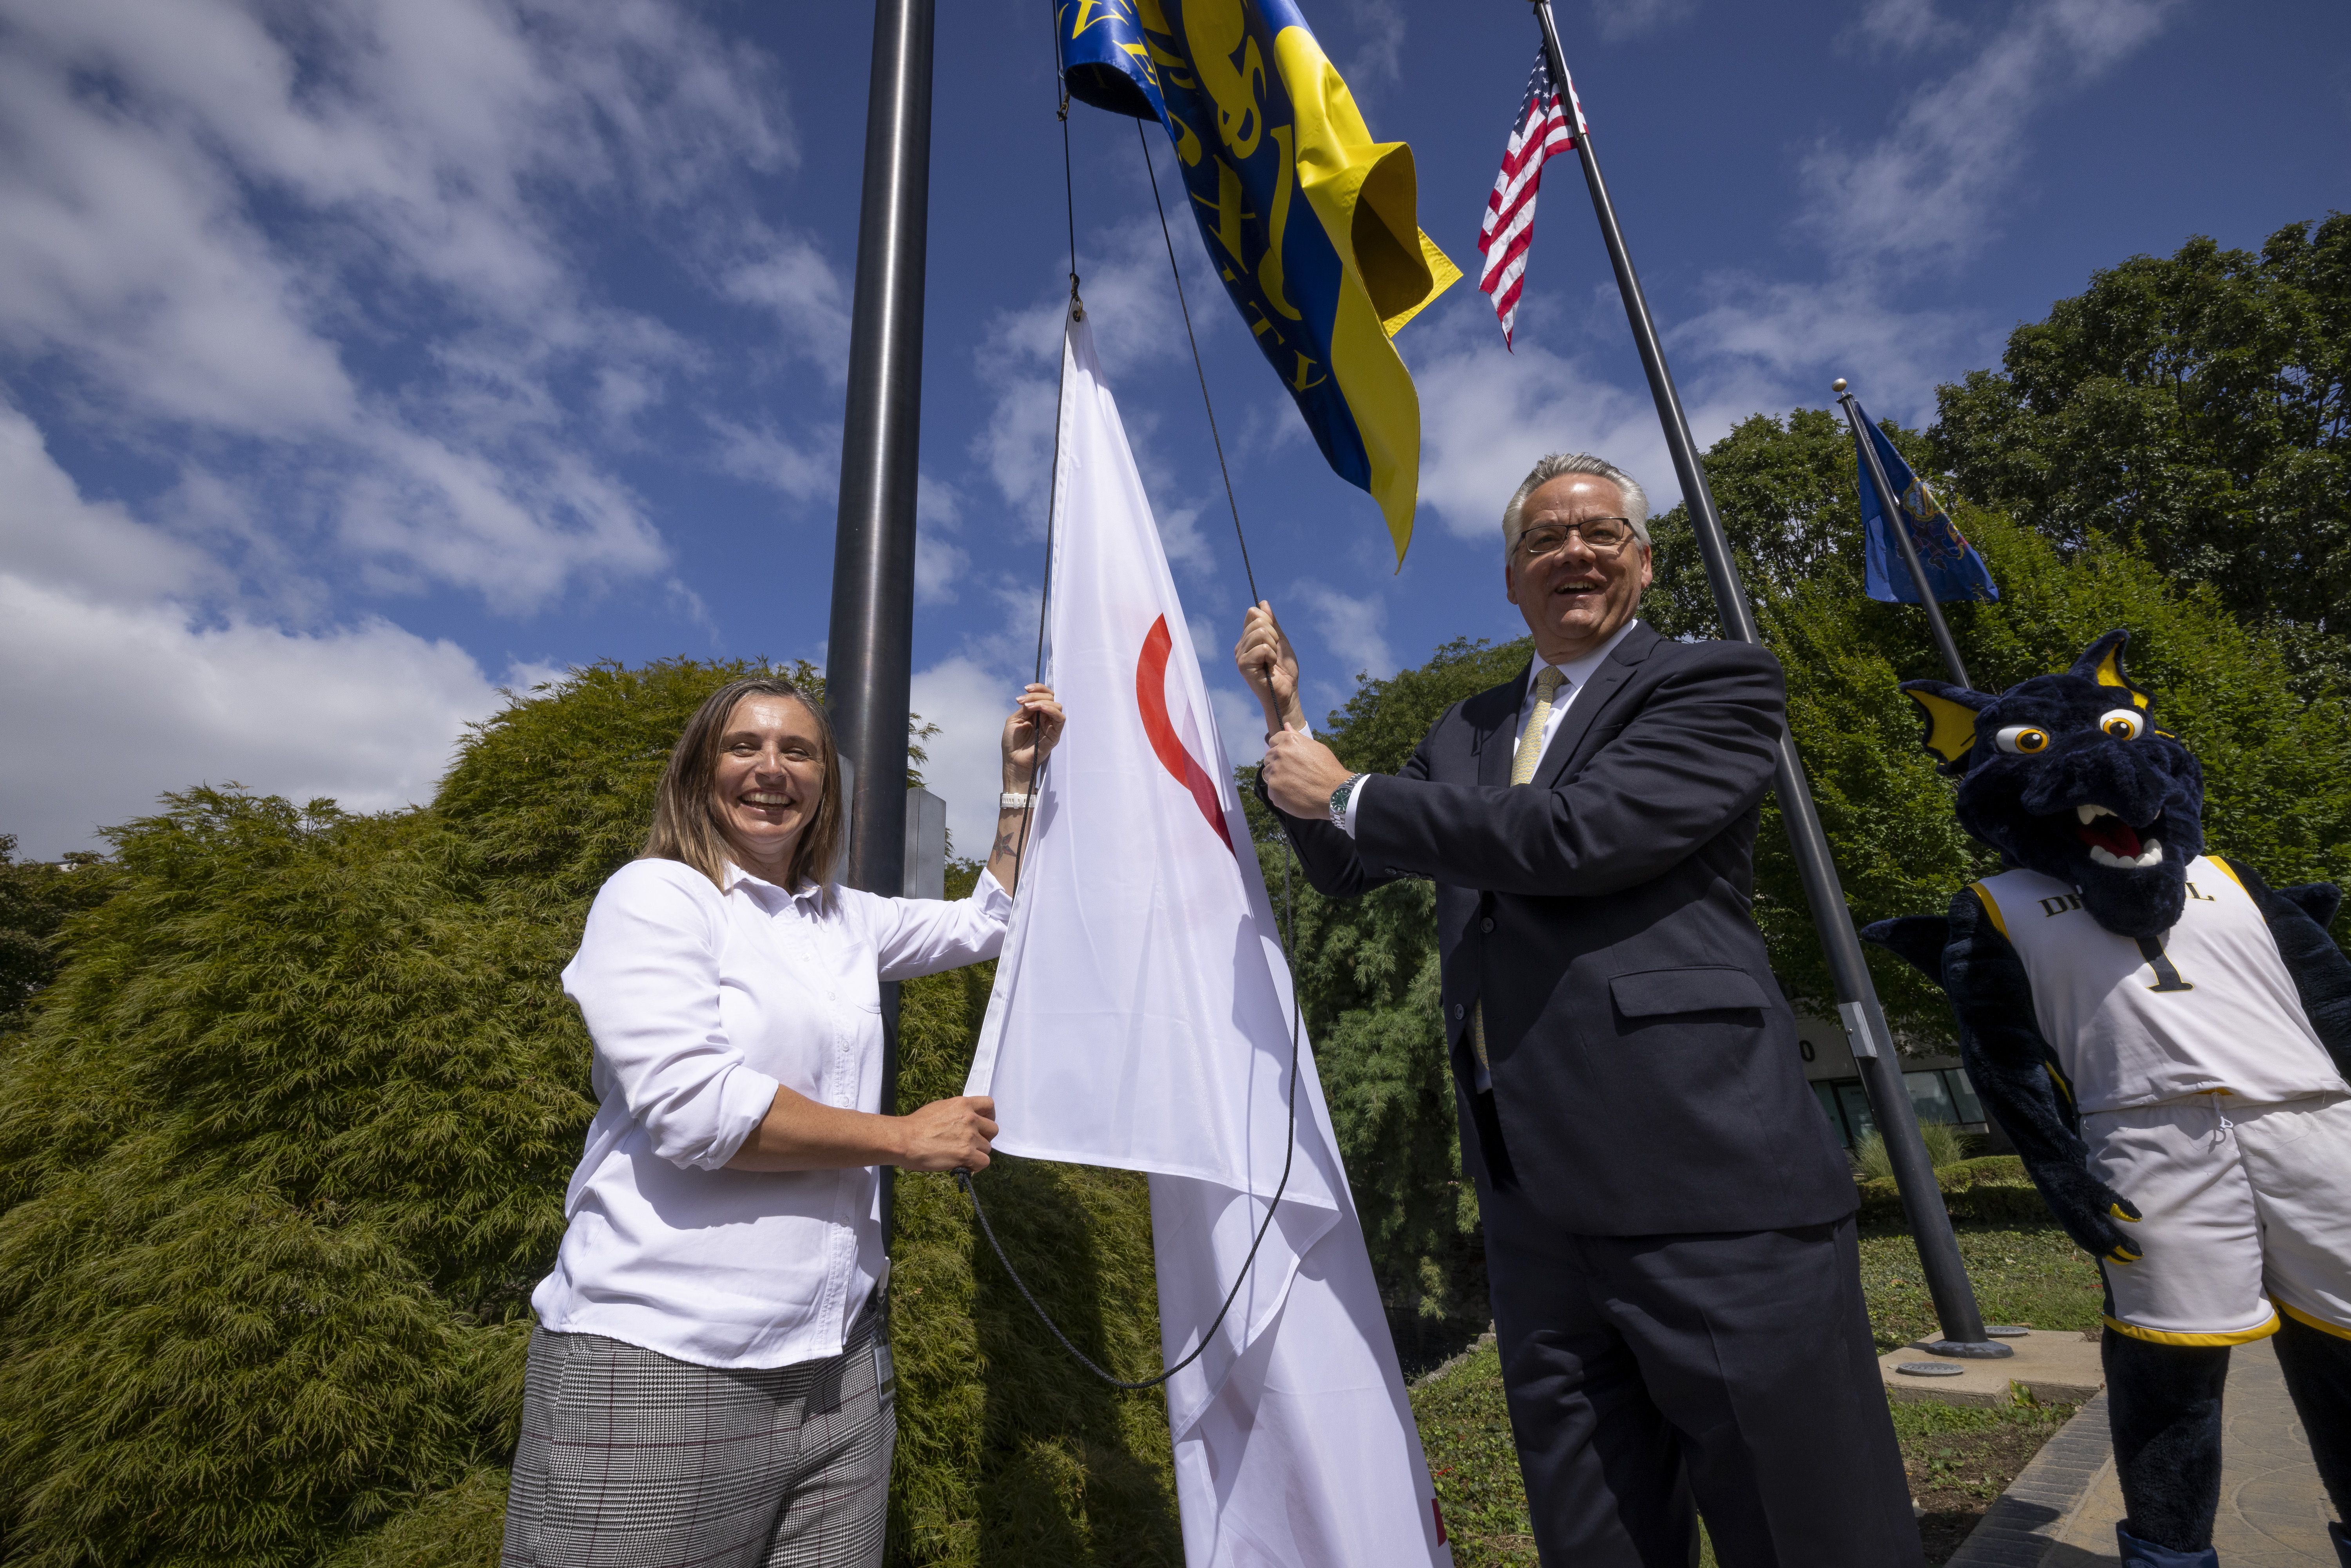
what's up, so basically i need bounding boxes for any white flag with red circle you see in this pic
[965,305,1449,1567]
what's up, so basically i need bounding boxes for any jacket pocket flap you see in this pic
[1609,966,1768,1017]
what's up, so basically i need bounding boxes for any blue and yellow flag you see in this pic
[1058,0,1460,564]
[1853,407,2000,604]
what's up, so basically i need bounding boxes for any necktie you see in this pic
[1473,666,1567,1078]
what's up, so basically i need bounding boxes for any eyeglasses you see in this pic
[1516,519,1639,559]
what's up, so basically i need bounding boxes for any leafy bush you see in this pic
[1855,1156,2050,1228]
[0,835,115,1035]
[1641,416,2351,1035]
[1852,1121,1971,1179]
[1281,393,2349,1349]
[0,659,1172,1567]
[1930,215,2351,688]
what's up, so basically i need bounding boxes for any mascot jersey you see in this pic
[1972,855,2347,1114]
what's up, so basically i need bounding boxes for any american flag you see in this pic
[1477,48,1582,350]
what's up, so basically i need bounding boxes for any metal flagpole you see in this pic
[1836,379,1972,690]
[1531,0,2005,1357]
[829,0,936,1242]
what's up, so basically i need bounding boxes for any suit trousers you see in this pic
[1480,1193,1922,1567]
[500,1296,893,1568]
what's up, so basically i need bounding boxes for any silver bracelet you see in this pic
[999,791,1036,811]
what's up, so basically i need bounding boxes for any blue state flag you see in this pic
[1055,0,1460,565]
[1853,409,1999,604]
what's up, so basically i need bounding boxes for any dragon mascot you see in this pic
[1862,630,2351,1567]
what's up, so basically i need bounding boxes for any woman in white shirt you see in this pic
[502,674,1061,1568]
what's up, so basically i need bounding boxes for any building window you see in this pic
[1811,1068,1985,1149]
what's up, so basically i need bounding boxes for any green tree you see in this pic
[1929,215,2351,687]
[1642,406,1899,632]
[0,659,1174,1568]
[0,837,115,1035]
[1284,407,2351,1354]
[1642,406,2351,1030]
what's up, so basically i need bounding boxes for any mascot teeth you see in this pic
[2077,804,2118,824]
[2088,837,2164,870]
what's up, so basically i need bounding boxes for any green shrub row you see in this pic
[1855,1156,2053,1228]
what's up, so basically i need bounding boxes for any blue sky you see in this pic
[2,0,2345,858]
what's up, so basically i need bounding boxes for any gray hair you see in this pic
[1501,453,1652,557]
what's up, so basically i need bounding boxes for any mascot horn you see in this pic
[1862,630,2351,1568]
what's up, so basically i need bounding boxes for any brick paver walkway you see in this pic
[1949,1335,2341,1566]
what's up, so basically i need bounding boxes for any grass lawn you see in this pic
[1408,1219,2107,1567]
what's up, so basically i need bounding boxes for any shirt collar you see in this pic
[722,861,826,906]
[1536,616,1640,691]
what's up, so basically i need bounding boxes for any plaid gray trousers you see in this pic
[501,1299,894,1568]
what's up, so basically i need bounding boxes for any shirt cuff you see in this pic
[1339,774,1368,838]
[973,865,1013,920]
[703,1065,784,1170]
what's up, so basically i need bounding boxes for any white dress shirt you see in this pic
[532,856,1011,1369]
[1338,618,1641,835]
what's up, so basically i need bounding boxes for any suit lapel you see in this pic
[1536,622,1659,789]
[1476,663,1532,787]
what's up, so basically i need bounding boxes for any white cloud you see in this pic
[331,432,666,614]
[721,228,853,382]
[911,472,971,607]
[915,536,972,608]
[976,374,1063,529]
[1797,0,2179,272]
[1209,687,1269,768]
[1291,582,1396,683]
[0,404,220,606]
[1411,311,1677,533]
[908,654,1021,861]
[972,217,1199,534]
[711,418,838,503]
[1331,0,1406,100]
[0,0,815,615]
[1489,0,2181,453]
[0,413,505,856]
[1592,0,1696,43]
[1158,503,1215,573]
[0,576,510,858]
[1668,276,1985,430]
[1846,0,1968,55]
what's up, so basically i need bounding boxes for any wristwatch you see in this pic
[1328,774,1365,829]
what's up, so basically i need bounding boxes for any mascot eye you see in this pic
[1994,725,2051,755]
[2098,708,2145,740]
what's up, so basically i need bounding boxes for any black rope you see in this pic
[1029,2,1078,693]
[1031,302,1070,687]
[1052,7,1079,304]
[1136,117,1259,607]
[951,80,1308,1393]
[958,846,1302,1391]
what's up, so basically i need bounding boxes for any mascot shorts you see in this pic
[2085,1090,2351,1346]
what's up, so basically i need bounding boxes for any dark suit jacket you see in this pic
[1270,621,1855,1236]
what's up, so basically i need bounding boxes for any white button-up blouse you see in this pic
[531,855,1012,1369]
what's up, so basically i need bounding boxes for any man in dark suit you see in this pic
[1239,453,1921,1566]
